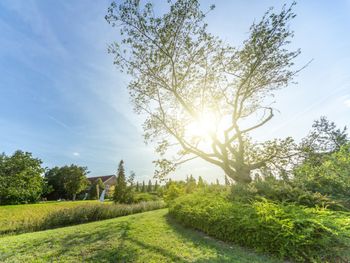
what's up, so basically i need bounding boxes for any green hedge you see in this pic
[169,193,350,262]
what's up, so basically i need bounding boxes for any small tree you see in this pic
[135,181,140,192]
[185,175,197,193]
[154,180,159,191]
[197,176,205,188]
[113,160,128,203]
[63,165,89,201]
[147,179,152,192]
[89,178,105,200]
[141,180,146,192]
[300,117,348,165]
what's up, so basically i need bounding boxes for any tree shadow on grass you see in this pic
[164,214,282,263]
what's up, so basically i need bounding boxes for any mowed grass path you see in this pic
[0,209,281,263]
[0,200,111,235]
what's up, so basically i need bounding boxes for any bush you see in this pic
[133,192,160,203]
[5,201,166,235]
[169,192,350,262]
[230,177,348,211]
[294,144,350,199]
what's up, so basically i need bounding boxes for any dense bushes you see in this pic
[169,192,350,262]
[4,201,165,235]
[294,144,350,199]
[230,177,348,211]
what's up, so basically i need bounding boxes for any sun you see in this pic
[185,111,232,148]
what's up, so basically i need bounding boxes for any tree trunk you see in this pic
[72,193,76,201]
[227,165,252,184]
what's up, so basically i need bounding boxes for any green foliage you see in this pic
[133,192,160,203]
[294,144,350,199]
[45,165,89,200]
[113,160,135,203]
[169,192,350,262]
[147,179,152,192]
[230,177,347,211]
[197,176,205,188]
[163,182,185,204]
[61,165,89,201]
[88,178,105,200]
[0,151,44,205]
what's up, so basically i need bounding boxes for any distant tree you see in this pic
[301,117,348,165]
[62,165,89,201]
[89,178,105,200]
[128,171,135,187]
[44,167,66,200]
[225,176,231,186]
[0,150,44,205]
[106,0,302,184]
[147,179,152,192]
[113,160,128,203]
[216,179,220,185]
[141,180,146,192]
[135,181,140,192]
[185,175,197,193]
[154,180,159,191]
[197,176,205,188]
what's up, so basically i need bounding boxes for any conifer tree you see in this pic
[198,176,205,188]
[141,180,146,192]
[113,160,127,203]
[135,182,139,192]
[154,180,159,191]
[147,179,152,192]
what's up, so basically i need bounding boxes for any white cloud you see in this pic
[73,152,80,156]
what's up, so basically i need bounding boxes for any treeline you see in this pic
[0,153,92,205]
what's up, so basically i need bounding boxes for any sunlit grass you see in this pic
[0,200,111,235]
[0,209,281,263]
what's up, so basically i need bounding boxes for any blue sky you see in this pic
[0,0,349,183]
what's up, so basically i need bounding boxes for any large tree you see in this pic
[0,150,44,205]
[106,0,302,184]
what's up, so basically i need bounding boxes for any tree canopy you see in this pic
[0,150,44,205]
[106,0,302,183]
[45,165,89,201]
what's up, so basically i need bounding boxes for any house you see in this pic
[87,175,116,191]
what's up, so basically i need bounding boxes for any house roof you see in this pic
[87,175,115,183]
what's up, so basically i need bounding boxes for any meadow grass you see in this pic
[0,200,106,235]
[0,209,282,263]
[0,200,164,236]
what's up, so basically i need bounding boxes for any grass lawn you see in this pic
[0,209,281,263]
[0,200,111,235]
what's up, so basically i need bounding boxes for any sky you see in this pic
[0,0,349,183]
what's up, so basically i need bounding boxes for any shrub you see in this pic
[294,144,350,199]
[230,178,348,211]
[133,192,160,203]
[169,192,350,262]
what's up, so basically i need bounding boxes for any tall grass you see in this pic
[2,201,165,235]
